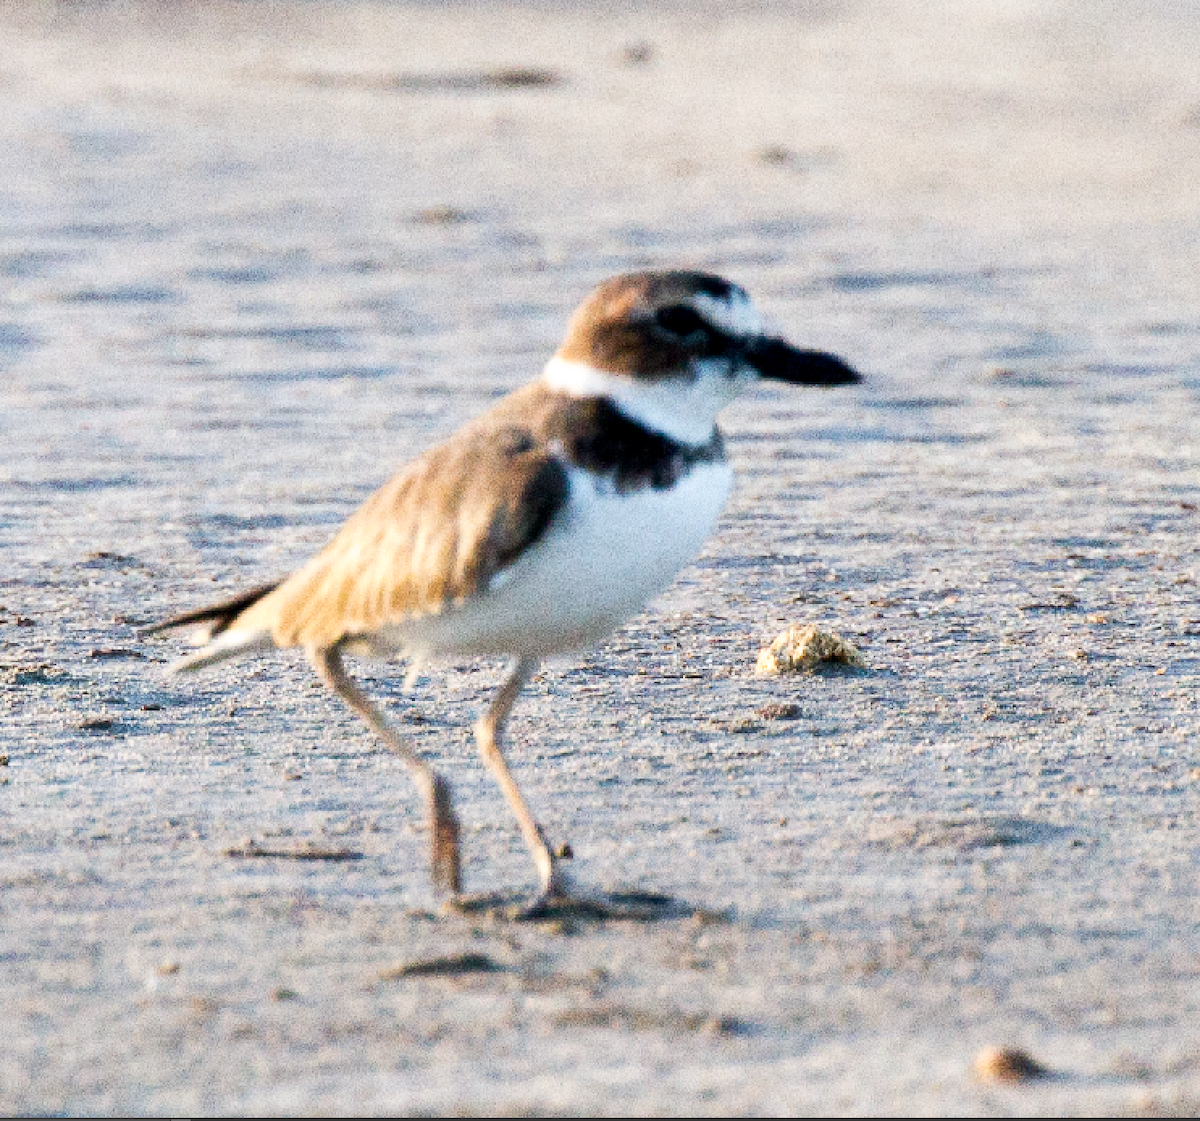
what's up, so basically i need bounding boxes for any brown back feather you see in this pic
[233,386,570,649]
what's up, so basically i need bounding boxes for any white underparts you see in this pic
[376,459,734,660]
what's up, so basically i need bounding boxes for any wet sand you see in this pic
[1,1,1198,1114]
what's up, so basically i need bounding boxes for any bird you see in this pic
[146,269,860,914]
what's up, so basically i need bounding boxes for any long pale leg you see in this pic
[475,656,569,901]
[309,645,461,895]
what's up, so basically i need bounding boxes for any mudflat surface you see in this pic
[2,1,1198,1115]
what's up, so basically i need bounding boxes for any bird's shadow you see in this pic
[441,888,731,925]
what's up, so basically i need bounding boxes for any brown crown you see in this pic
[555,271,740,379]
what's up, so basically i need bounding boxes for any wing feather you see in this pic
[233,414,568,649]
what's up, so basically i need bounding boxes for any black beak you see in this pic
[742,336,861,386]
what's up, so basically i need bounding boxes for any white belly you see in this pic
[382,462,733,659]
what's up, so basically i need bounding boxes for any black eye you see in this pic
[652,304,710,340]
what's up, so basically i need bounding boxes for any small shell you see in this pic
[973,1045,1049,1083]
[755,624,864,676]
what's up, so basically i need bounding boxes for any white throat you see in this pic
[542,356,746,446]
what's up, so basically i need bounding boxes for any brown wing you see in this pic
[231,413,569,650]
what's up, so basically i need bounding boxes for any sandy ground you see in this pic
[2,0,1199,1114]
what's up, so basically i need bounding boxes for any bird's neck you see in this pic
[542,356,725,447]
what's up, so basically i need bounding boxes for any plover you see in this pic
[147,270,859,912]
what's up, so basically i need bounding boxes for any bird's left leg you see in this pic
[310,644,462,897]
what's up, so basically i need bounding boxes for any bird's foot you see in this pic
[442,883,701,923]
[435,833,703,923]
[513,880,684,923]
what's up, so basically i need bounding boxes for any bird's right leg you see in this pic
[474,656,571,906]
[309,644,461,896]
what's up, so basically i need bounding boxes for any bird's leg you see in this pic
[475,656,570,903]
[309,644,461,896]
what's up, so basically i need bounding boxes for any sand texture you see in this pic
[1,1,1198,1115]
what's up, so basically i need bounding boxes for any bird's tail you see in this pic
[142,580,281,673]
[166,628,275,673]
